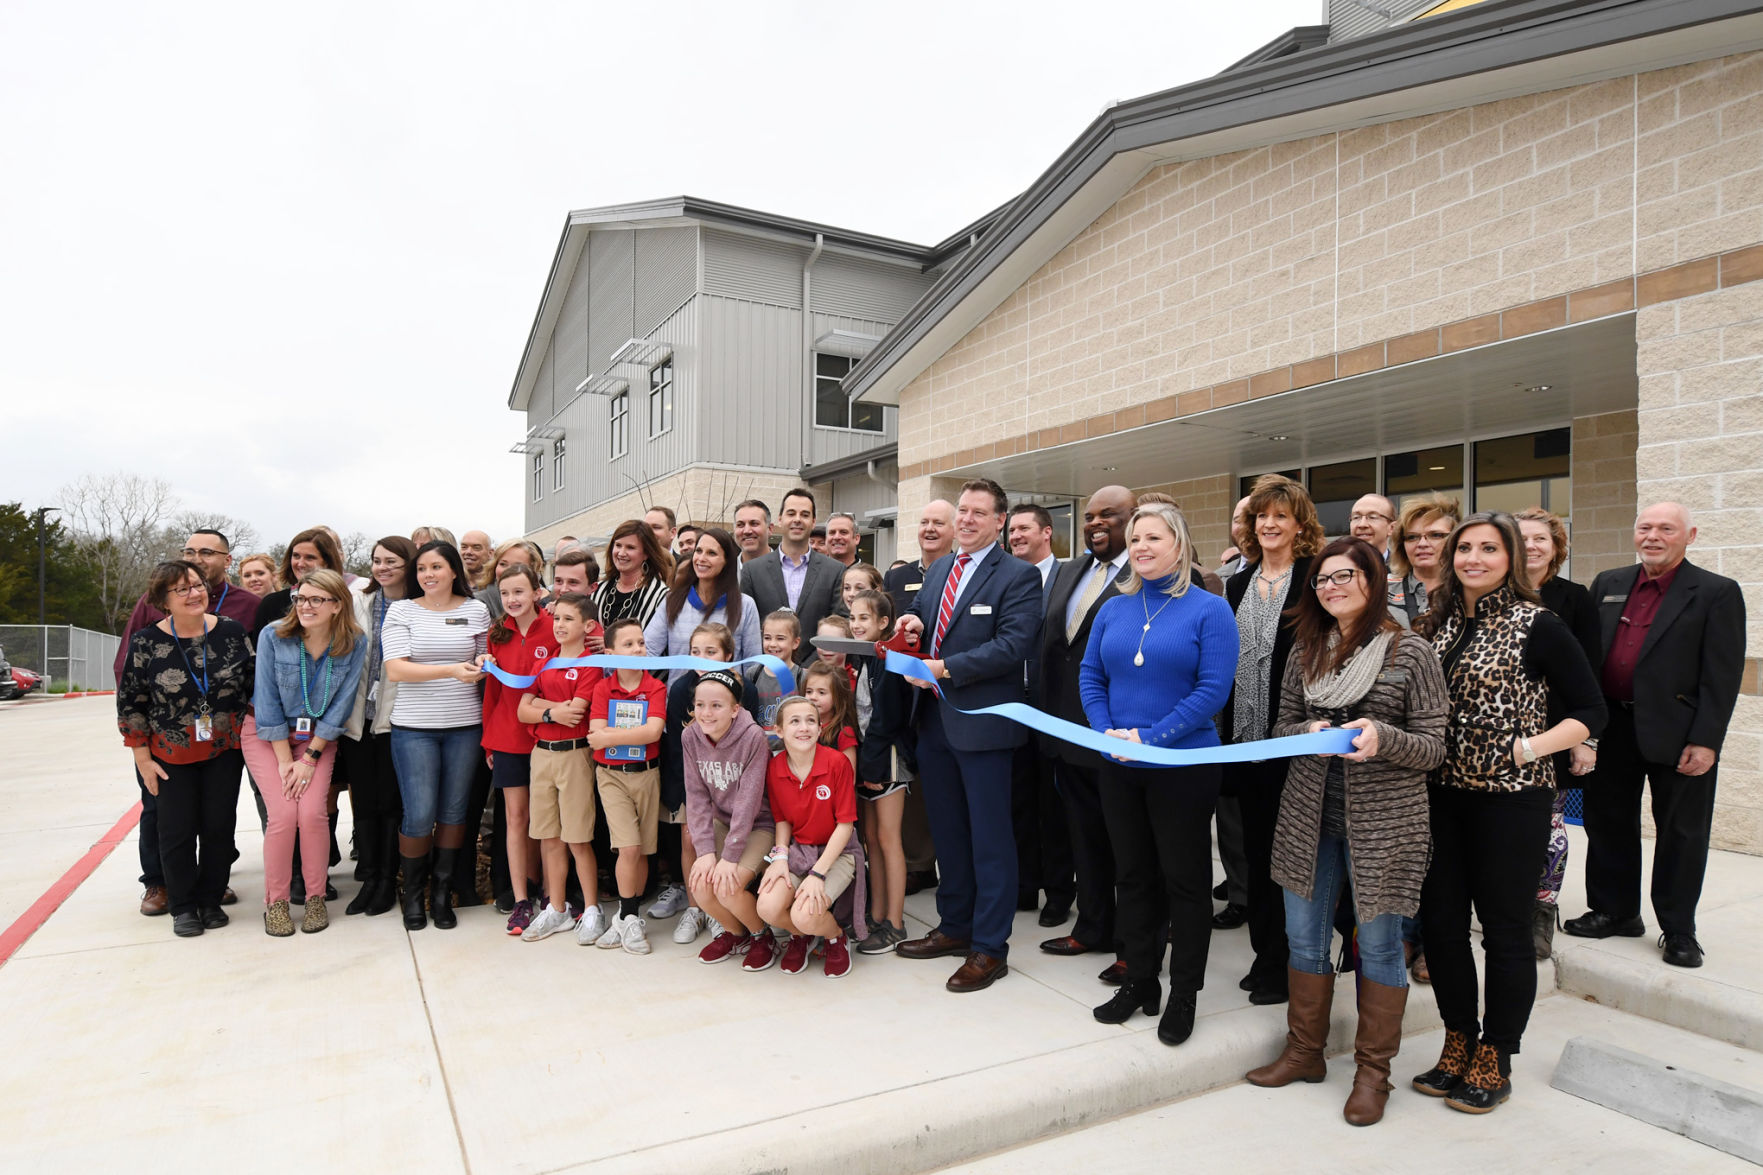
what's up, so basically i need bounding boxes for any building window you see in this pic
[1474,428,1570,514]
[552,437,566,490]
[1239,469,1301,501]
[814,353,884,431]
[1384,444,1465,509]
[530,450,544,502]
[648,360,674,438]
[1307,458,1378,537]
[610,392,629,458]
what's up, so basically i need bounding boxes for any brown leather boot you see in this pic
[1246,967,1335,1087]
[1344,977,1407,1126]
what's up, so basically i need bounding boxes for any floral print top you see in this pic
[117,617,256,763]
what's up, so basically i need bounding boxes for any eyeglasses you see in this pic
[1309,569,1362,589]
[168,583,209,598]
[1348,512,1392,525]
[291,594,339,608]
[1404,531,1452,544]
[181,548,227,560]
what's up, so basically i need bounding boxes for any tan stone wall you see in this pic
[896,51,1763,476]
[1635,280,1763,853]
[1135,474,1234,570]
[1569,410,1639,582]
[525,466,803,555]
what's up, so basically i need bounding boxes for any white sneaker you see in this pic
[521,904,575,942]
[646,883,688,919]
[706,915,725,939]
[576,905,608,946]
[621,916,652,955]
[673,906,707,945]
[596,913,627,949]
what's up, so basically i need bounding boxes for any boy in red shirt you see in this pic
[758,696,865,978]
[514,594,606,945]
[586,618,666,954]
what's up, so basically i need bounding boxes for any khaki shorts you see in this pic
[530,747,597,843]
[791,852,856,902]
[596,764,660,853]
[711,818,775,876]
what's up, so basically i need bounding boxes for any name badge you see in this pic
[445,617,470,626]
[970,604,993,615]
[295,717,313,735]
[194,714,214,742]
[1375,670,1408,686]
[907,582,923,592]
[1602,595,1628,604]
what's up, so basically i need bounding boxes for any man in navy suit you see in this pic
[895,478,1044,992]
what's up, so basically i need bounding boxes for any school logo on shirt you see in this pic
[815,783,831,801]
[564,668,578,680]
[533,646,549,660]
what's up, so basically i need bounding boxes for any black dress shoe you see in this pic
[1157,992,1197,1045]
[172,912,204,938]
[219,886,238,906]
[1038,901,1072,928]
[1211,903,1248,930]
[1094,978,1161,1024]
[290,875,306,905]
[1097,960,1129,986]
[1660,932,1704,968]
[1562,910,1646,939]
[1238,973,1257,992]
[1248,985,1288,1006]
[1017,891,1040,912]
[1039,935,1098,956]
[198,906,229,930]
[1212,881,1229,901]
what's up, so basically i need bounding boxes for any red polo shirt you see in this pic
[588,671,666,765]
[1600,563,1679,702]
[529,655,597,741]
[765,743,857,847]
[483,611,556,753]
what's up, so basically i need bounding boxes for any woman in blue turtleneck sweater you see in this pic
[1079,501,1238,1046]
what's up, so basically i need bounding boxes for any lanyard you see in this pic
[298,646,334,718]
[171,617,212,713]
[213,581,228,618]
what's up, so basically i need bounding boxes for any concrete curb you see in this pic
[1551,1036,1763,1164]
[568,966,1555,1175]
[1555,945,1763,1051]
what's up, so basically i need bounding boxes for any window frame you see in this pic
[812,352,885,433]
[552,436,566,490]
[530,449,544,502]
[648,360,674,439]
[609,391,630,459]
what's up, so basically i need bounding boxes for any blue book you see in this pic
[604,697,650,763]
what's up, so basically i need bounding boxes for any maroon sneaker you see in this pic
[823,934,852,979]
[741,932,779,972]
[698,930,751,964]
[779,934,817,974]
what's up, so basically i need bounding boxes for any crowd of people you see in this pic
[114,478,1744,1125]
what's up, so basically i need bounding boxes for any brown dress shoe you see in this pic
[139,885,169,917]
[947,952,1008,993]
[1038,935,1098,956]
[897,929,971,960]
[1097,960,1129,985]
[220,886,239,906]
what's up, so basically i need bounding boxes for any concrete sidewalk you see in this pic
[1,696,1759,1174]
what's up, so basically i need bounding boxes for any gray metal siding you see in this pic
[702,228,804,308]
[807,309,899,467]
[814,252,935,321]
[552,252,592,402]
[1328,0,1438,43]
[635,226,698,336]
[820,465,897,520]
[697,295,804,470]
[588,231,636,372]
[533,348,556,427]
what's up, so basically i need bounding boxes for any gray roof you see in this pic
[843,0,1763,407]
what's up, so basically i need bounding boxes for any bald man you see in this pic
[884,498,958,893]
[1348,495,1396,562]
[1567,502,1745,969]
[460,530,493,589]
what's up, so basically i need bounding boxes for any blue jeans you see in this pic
[390,725,482,838]
[1284,831,1408,988]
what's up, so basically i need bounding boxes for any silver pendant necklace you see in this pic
[1134,591,1177,666]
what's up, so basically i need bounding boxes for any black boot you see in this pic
[328,810,342,868]
[430,847,460,930]
[345,816,379,916]
[366,822,400,915]
[1094,978,1162,1024]
[1444,1041,1512,1114]
[400,853,431,931]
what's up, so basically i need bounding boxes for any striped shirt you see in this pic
[382,597,491,728]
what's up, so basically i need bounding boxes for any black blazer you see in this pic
[1587,560,1746,762]
[907,545,1043,752]
[738,549,849,664]
[1036,552,1130,765]
[1222,557,1314,743]
[884,558,933,618]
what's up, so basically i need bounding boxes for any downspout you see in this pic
[802,233,823,475]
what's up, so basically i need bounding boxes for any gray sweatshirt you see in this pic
[681,707,775,863]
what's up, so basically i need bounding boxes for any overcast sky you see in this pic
[2,1,1322,550]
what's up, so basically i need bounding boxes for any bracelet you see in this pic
[303,747,322,762]
[808,869,827,882]
[1583,738,1599,751]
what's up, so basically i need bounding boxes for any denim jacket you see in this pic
[254,625,367,742]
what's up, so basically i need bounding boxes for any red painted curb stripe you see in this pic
[0,802,142,968]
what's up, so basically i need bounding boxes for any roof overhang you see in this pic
[846,0,1763,407]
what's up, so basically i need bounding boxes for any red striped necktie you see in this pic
[930,552,973,658]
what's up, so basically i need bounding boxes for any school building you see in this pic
[841,0,1763,850]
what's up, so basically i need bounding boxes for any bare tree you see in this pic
[161,511,263,565]
[338,530,372,577]
[56,474,176,631]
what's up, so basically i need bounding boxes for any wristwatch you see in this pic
[1583,739,1599,751]
[303,747,322,763]
[1519,737,1538,765]
[542,708,553,725]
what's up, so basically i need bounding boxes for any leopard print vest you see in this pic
[1431,588,1554,793]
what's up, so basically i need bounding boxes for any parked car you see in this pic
[0,646,44,700]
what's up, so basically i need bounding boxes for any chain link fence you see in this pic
[0,625,122,692]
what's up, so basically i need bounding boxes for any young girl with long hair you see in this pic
[655,622,738,942]
[848,587,915,955]
[800,660,859,773]
[482,564,555,935]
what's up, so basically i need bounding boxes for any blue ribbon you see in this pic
[481,653,795,696]
[882,650,1357,766]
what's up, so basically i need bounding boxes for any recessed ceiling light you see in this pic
[1526,384,1553,393]
[1269,435,1289,441]
[1095,465,1117,471]
[1428,466,1445,471]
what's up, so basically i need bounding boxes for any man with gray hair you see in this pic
[1565,502,1746,969]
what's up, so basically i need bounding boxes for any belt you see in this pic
[598,759,654,773]
[534,738,589,752]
